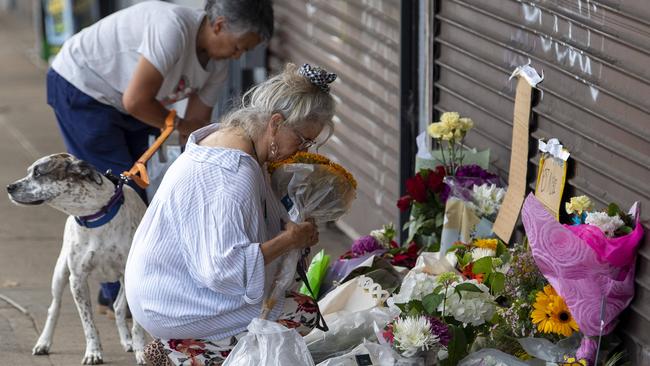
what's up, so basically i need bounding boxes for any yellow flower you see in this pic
[459,117,474,131]
[473,238,498,251]
[562,356,588,366]
[565,195,593,215]
[531,285,579,337]
[268,152,357,189]
[427,122,449,139]
[440,112,461,127]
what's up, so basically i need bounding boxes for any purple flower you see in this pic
[351,235,383,256]
[440,164,501,203]
[427,316,451,347]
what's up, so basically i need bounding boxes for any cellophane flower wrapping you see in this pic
[263,160,356,316]
[521,193,644,363]
[439,174,504,254]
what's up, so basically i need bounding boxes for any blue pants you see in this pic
[47,69,158,302]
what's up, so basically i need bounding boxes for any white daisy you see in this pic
[471,247,496,261]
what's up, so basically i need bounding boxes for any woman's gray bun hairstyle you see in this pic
[204,0,274,41]
[221,63,336,142]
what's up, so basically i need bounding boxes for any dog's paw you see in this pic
[32,342,51,355]
[82,350,103,365]
[135,350,147,365]
[121,340,133,352]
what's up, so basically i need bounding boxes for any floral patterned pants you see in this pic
[144,291,318,366]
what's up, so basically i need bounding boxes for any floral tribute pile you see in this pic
[298,112,644,366]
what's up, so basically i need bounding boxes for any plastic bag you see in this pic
[300,249,331,299]
[305,307,398,363]
[270,163,356,224]
[458,349,530,366]
[145,134,181,202]
[222,318,315,366]
[320,252,400,298]
[316,341,411,366]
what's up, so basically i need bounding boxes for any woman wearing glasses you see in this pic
[124,63,336,365]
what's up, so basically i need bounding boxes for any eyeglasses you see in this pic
[292,128,317,150]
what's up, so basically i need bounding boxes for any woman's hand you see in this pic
[284,219,319,250]
[260,219,319,264]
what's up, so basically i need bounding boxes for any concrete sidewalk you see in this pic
[0,12,350,365]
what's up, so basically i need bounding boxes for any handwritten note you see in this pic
[493,75,535,242]
[535,155,567,220]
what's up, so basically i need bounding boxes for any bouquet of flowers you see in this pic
[398,112,503,255]
[446,238,510,296]
[438,167,504,254]
[521,193,644,365]
[383,251,499,365]
[397,166,447,248]
[427,112,474,176]
[485,240,583,361]
[261,152,357,319]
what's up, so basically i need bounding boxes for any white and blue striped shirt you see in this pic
[125,124,287,340]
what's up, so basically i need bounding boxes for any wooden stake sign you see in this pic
[493,64,543,242]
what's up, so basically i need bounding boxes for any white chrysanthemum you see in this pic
[470,183,506,218]
[438,280,496,327]
[393,272,437,304]
[585,211,624,237]
[471,247,496,261]
[393,316,439,357]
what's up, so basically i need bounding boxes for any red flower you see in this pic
[389,240,399,249]
[461,263,484,283]
[427,166,446,193]
[406,174,427,203]
[382,323,395,344]
[397,195,412,212]
[391,242,419,268]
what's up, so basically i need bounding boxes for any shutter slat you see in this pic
[270,0,400,236]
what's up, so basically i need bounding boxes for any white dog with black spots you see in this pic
[7,153,148,365]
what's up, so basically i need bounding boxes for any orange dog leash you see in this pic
[122,110,177,189]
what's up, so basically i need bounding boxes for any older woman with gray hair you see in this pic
[125,63,337,365]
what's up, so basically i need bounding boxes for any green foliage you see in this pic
[471,257,494,275]
[422,292,445,315]
[442,325,469,366]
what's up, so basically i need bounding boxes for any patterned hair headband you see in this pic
[298,63,337,92]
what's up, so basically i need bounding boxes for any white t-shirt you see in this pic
[52,1,228,113]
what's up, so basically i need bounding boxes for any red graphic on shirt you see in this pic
[162,75,196,105]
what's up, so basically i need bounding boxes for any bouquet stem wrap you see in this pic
[261,158,356,329]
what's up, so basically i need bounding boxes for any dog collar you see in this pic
[75,177,126,229]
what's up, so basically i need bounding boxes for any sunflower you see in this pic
[473,238,498,251]
[530,285,579,337]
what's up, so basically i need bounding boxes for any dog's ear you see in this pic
[66,160,104,185]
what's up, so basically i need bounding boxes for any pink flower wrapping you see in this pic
[521,193,644,336]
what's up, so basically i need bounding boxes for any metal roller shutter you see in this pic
[433,0,650,361]
[268,0,401,238]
